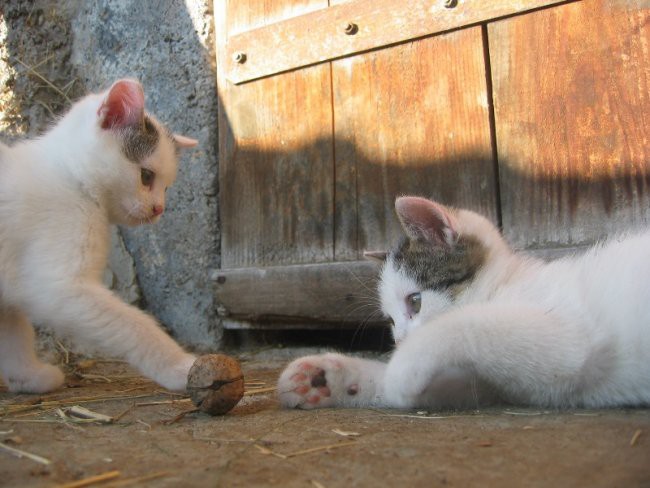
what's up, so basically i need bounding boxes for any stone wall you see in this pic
[0,0,222,350]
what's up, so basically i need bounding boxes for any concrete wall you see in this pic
[0,0,222,350]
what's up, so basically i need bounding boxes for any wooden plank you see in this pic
[224,0,575,84]
[213,261,386,325]
[215,0,336,268]
[332,27,499,259]
[221,319,387,330]
[489,0,650,249]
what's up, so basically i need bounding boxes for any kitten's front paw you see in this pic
[154,354,197,392]
[277,353,360,409]
[7,363,65,394]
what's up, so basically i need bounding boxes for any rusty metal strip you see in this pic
[224,0,577,84]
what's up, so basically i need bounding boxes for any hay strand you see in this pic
[255,440,357,460]
[57,470,121,488]
[0,441,52,465]
[103,471,170,487]
[630,429,642,447]
[13,57,72,104]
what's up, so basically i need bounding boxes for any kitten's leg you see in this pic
[278,353,387,409]
[0,307,65,393]
[27,283,195,392]
[383,303,587,408]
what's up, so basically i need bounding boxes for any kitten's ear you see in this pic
[395,196,458,248]
[173,134,199,149]
[97,79,145,130]
[363,250,388,263]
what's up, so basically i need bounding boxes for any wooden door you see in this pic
[214,0,650,329]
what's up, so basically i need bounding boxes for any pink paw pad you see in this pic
[289,364,333,406]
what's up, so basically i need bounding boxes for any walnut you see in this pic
[187,354,244,415]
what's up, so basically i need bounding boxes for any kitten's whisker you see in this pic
[343,266,378,295]
[348,309,387,351]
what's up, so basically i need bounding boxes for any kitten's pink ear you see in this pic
[173,134,199,149]
[363,250,388,263]
[97,79,145,130]
[395,196,458,248]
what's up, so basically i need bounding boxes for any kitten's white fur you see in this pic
[0,79,198,393]
[278,196,650,409]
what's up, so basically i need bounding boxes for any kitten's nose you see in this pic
[152,204,164,217]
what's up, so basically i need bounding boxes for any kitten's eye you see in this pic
[406,292,421,317]
[140,168,155,187]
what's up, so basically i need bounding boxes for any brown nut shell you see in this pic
[187,354,244,415]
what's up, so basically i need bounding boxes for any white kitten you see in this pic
[279,196,650,409]
[0,79,198,393]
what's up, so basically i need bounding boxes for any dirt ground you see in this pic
[1,350,649,488]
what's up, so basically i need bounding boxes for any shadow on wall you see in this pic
[220,136,497,267]
[0,1,87,139]
[1,0,222,350]
[219,133,650,269]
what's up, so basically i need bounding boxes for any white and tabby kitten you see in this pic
[0,79,198,393]
[279,196,650,409]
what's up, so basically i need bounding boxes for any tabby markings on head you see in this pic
[122,115,160,163]
[391,235,486,297]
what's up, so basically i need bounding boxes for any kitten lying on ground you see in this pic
[0,79,198,393]
[279,196,650,409]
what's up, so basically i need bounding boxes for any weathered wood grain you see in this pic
[216,0,336,268]
[489,0,650,249]
[214,261,386,326]
[332,27,499,259]
[224,0,575,83]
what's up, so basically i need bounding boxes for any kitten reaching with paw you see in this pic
[0,79,198,393]
[279,196,650,409]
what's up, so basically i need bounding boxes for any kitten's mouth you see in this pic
[142,213,162,225]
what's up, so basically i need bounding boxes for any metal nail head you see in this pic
[233,52,247,64]
[444,0,458,7]
[343,22,358,35]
